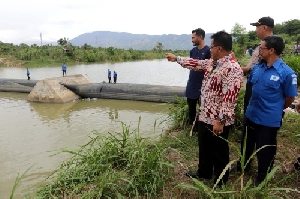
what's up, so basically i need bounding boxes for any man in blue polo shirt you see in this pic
[186,28,211,130]
[245,35,298,186]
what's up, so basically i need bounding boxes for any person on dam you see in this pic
[108,69,112,83]
[113,71,117,83]
[26,68,30,80]
[62,63,67,77]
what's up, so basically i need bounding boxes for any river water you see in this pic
[0,59,189,198]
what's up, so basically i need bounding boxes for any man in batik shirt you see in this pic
[166,31,243,187]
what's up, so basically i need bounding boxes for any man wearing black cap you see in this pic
[231,17,274,172]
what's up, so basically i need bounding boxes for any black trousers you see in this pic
[243,83,252,114]
[187,98,199,125]
[114,77,117,83]
[108,76,111,83]
[243,118,279,182]
[197,121,232,184]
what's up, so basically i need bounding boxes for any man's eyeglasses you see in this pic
[259,47,268,50]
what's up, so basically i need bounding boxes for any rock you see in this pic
[27,74,93,103]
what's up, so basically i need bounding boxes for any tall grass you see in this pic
[167,96,189,131]
[35,118,173,198]
[10,166,33,199]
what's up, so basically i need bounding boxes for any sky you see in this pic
[0,0,299,45]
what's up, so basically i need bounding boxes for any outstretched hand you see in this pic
[165,53,177,62]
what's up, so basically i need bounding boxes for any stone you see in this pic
[27,74,93,103]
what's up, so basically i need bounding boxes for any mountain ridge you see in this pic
[69,31,212,50]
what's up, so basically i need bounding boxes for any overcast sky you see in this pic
[0,0,299,45]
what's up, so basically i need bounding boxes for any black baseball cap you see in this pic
[250,17,274,28]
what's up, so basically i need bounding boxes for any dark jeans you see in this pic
[197,121,232,185]
[243,118,279,182]
[187,98,199,125]
[114,77,117,83]
[27,74,30,80]
[63,70,66,76]
[108,76,111,83]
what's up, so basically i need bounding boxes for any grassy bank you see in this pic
[14,93,298,198]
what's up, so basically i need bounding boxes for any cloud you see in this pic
[0,0,299,45]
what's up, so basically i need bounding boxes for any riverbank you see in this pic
[22,102,300,198]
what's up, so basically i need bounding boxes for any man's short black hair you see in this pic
[211,31,232,51]
[263,35,285,55]
[192,28,205,39]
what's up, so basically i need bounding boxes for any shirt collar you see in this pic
[260,57,282,70]
[272,58,283,71]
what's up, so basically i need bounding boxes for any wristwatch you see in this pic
[218,113,227,125]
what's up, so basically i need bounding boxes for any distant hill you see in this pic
[69,31,212,50]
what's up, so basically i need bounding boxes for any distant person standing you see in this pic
[248,47,253,56]
[108,69,112,83]
[26,68,30,80]
[113,71,117,83]
[294,42,299,55]
[62,63,67,77]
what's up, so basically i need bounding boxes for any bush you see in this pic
[283,55,300,85]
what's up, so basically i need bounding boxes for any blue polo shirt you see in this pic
[245,58,298,127]
[185,45,211,99]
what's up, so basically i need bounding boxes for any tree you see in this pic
[282,19,300,36]
[57,37,68,46]
[231,23,247,37]
[154,42,163,52]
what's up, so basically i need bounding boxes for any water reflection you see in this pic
[29,101,76,120]
[108,107,119,121]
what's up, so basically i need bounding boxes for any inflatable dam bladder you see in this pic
[0,78,38,93]
[63,82,185,103]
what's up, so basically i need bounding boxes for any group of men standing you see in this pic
[166,16,298,187]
